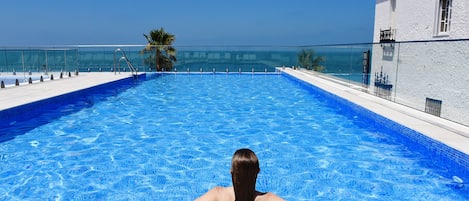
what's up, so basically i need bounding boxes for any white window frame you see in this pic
[435,0,452,36]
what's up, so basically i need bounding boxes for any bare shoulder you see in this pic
[194,186,234,201]
[257,192,285,201]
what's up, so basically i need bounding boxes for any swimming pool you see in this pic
[0,73,468,200]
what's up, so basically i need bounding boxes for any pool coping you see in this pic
[0,72,143,111]
[281,68,469,156]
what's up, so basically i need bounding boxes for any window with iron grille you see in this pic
[425,98,442,117]
[437,0,452,35]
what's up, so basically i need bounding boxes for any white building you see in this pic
[371,0,469,126]
[373,0,469,41]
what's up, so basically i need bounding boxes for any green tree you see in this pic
[142,28,177,71]
[297,49,325,72]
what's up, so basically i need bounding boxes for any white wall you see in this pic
[374,0,469,42]
[371,0,469,126]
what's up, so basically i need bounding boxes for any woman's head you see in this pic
[231,148,260,201]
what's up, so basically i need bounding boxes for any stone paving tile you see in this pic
[0,72,137,111]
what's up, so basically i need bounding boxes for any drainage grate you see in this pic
[425,98,442,116]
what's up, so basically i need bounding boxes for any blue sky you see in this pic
[0,0,376,46]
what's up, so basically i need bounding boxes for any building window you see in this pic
[437,0,452,35]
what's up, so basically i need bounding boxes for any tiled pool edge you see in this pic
[0,74,147,129]
[281,71,469,179]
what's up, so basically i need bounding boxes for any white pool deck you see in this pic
[0,72,138,111]
[281,68,469,156]
[0,70,468,157]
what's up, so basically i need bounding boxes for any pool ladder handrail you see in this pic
[113,48,138,76]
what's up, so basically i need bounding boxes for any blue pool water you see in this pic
[0,73,468,200]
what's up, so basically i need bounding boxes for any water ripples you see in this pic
[0,74,467,200]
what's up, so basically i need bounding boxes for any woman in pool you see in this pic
[195,148,284,201]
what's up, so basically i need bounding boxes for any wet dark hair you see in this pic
[231,148,260,201]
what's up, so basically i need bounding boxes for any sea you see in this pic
[0,45,371,83]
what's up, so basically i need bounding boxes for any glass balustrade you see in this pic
[0,40,468,126]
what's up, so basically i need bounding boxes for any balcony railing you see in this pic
[380,28,396,43]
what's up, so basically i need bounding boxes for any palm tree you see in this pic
[142,28,177,71]
[297,49,325,72]
[298,49,312,69]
